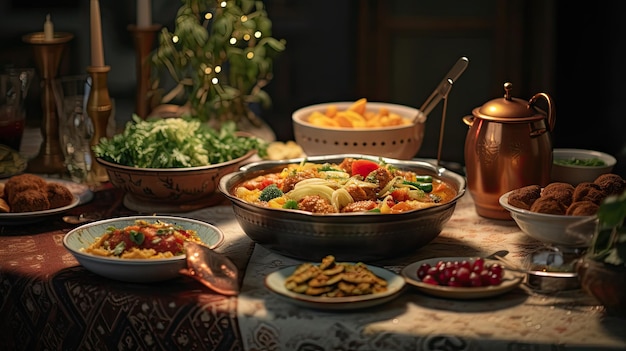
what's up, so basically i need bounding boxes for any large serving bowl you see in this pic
[63,215,224,283]
[97,150,255,213]
[499,191,597,248]
[218,154,466,261]
[551,148,616,185]
[292,102,424,159]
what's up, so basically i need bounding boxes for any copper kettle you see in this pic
[463,82,555,219]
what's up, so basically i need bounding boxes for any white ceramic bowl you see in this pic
[63,215,224,282]
[292,101,424,159]
[551,148,616,185]
[499,191,597,248]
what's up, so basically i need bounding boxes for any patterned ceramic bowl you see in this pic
[96,150,255,213]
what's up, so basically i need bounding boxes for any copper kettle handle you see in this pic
[528,92,556,132]
[462,114,474,126]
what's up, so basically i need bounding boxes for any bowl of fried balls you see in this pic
[499,173,626,248]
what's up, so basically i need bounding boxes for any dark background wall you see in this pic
[1,0,624,176]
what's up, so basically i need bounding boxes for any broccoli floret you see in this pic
[259,184,284,202]
[282,199,298,209]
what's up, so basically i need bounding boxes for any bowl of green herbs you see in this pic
[93,116,267,212]
[551,148,617,185]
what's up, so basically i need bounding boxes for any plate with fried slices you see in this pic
[265,257,405,310]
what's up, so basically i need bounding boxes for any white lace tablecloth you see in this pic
[236,194,626,351]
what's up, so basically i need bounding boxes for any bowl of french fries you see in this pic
[292,99,424,159]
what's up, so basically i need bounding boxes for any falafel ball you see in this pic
[45,183,74,208]
[508,185,541,210]
[566,200,599,216]
[4,173,47,203]
[572,182,607,205]
[594,173,626,197]
[10,189,50,212]
[530,196,568,215]
[541,182,575,207]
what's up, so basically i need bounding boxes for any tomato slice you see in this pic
[351,159,379,178]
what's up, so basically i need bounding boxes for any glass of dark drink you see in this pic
[0,68,34,151]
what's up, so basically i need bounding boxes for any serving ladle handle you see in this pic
[415,56,469,123]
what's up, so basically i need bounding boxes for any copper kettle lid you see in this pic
[473,82,546,122]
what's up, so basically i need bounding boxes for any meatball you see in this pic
[572,182,607,205]
[508,185,541,210]
[566,201,599,216]
[298,195,337,214]
[282,169,318,193]
[530,196,567,215]
[367,167,394,193]
[45,183,74,208]
[341,200,377,213]
[594,173,626,197]
[11,189,50,212]
[344,183,377,202]
[541,182,575,207]
[337,158,356,173]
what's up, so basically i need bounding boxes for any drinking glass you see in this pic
[0,68,34,151]
[55,75,93,183]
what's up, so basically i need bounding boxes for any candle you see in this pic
[137,0,152,28]
[90,0,105,67]
[44,14,54,41]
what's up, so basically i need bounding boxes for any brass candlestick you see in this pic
[128,24,161,118]
[22,32,73,175]
[86,65,112,183]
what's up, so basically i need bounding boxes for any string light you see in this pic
[215,66,222,73]
[211,77,219,84]
[229,37,237,45]
[240,15,248,22]
[220,1,226,7]
[246,52,254,59]
[172,35,179,43]
[254,31,262,38]
[204,67,212,74]
[205,12,213,20]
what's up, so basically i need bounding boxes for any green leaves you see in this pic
[590,191,626,266]
[93,115,267,168]
[150,0,285,121]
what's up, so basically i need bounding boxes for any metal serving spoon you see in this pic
[62,191,124,224]
[180,241,240,296]
[412,56,470,124]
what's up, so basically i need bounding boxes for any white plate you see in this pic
[401,257,524,299]
[0,178,93,225]
[265,264,405,310]
[63,216,225,283]
[0,195,80,225]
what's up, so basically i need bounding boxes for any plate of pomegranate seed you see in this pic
[401,256,524,299]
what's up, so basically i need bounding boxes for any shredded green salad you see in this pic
[93,115,267,168]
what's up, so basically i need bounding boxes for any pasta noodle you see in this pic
[84,219,203,259]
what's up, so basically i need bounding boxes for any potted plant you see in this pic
[577,190,626,318]
[149,0,286,138]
